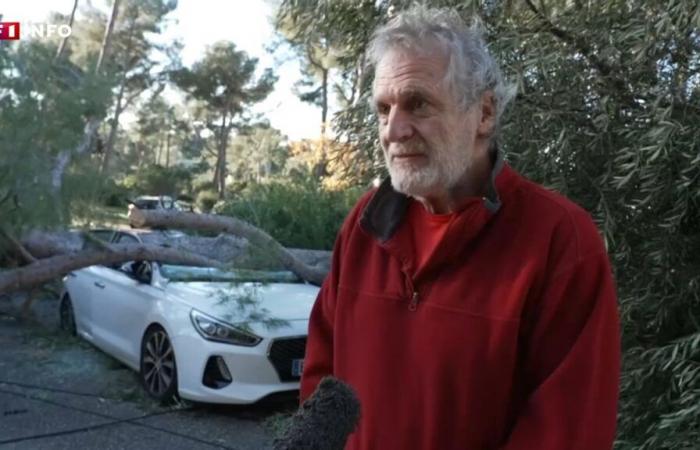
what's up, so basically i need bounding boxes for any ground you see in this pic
[0,292,296,449]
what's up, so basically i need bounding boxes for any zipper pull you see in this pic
[408,291,419,311]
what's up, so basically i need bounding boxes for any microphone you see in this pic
[273,376,361,450]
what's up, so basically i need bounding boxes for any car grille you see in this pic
[268,337,306,382]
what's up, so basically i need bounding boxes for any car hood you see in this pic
[166,281,319,324]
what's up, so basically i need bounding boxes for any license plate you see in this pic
[291,359,304,377]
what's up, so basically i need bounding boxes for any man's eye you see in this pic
[407,97,428,112]
[376,103,390,116]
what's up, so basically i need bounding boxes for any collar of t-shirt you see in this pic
[406,199,457,277]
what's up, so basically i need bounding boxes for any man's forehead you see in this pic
[375,47,448,78]
[373,49,448,99]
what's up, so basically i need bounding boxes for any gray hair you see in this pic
[367,6,515,133]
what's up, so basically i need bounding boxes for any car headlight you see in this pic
[190,309,262,347]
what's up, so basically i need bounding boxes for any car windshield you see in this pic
[159,264,302,283]
[136,199,160,209]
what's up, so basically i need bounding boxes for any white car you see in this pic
[60,229,319,404]
[130,195,177,210]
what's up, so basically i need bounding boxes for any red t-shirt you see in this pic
[405,199,456,276]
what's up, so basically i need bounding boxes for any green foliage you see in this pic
[121,164,194,198]
[274,0,700,448]
[0,38,113,233]
[99,179,133,208]
[193,179,216,194]
[195,189,219,213]
[216,177,364,250]
[172,41,278,198]
[229,125,288,182]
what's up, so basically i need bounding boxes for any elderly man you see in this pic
[300,6,620,450]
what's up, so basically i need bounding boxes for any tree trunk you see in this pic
[217,140,226,199]
[101,12,138,175]
[0,211,330,295]
[96,0,121,74]
[156,138,163,165]
[51,119,100,195]
[136,142,145,169]
[0,244,223,294]
[54,0,79,62]
[50,0,120,195]
[100,73,127,173]
[215,111,229,199]
[128,208,327,285]
[165,132,171,168]
[321,67,328,136]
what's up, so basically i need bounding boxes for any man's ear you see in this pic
[477,91,496,137]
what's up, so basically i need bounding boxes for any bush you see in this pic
[122,165,194,198]
[100,179,133,207]
[215,177,364,250]
[196,189,219,213]
[192,179,216,194]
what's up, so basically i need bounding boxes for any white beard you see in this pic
[384,137,473,198]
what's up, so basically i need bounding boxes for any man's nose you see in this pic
[384,108,414,142]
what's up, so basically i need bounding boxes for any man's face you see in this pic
[373,48,481,199]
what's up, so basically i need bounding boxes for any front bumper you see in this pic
[171,333,305,404]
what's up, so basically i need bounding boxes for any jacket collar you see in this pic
[360,149,506,243]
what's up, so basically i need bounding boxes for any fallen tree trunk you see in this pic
[19,228,331,276]
[128,206,328,285]
[0,209,330,296]
[0,243,223,294]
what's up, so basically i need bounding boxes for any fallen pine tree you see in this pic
[0,206,331,298]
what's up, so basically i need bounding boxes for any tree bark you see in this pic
[321,67,328,135]
[101,73,127,173]
[96,0,121,74]
[101,12,138,174]
[128,207,327,285]
[214,110,229,199]
[0,244,223,294]
[0,210,330,295]
[165,132,171,168]
[51,119,100,195]
[50,0,120,195]
[54,0,79,62]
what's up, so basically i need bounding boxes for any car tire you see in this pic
[140,325,178,404]
[59,294,77,336]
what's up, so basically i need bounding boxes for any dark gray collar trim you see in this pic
[483,151,504,213]
[360,178,410,243]
[360,149,505,242]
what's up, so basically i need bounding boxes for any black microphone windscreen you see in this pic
[273,376,361,450]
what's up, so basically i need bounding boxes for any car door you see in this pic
[90,232,163,369]
[63,229,117,338]
[63,268,96,337]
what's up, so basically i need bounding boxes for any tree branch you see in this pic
[0,243,223,294]
[0,226,37,264]
[128,207,327,285]
[524,0,628,95]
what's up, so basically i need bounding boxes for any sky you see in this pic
[1,0,325,141]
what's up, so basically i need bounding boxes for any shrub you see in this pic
[215,177,364,250]
[196,189,219,213]
[101,179,133,207]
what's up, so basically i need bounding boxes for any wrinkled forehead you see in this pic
[372,44,450,97]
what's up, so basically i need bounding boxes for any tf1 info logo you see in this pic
[0,22,73,40]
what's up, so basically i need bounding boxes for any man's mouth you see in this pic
[392,153,426,161]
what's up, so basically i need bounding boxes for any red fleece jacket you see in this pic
[301,163,620,450]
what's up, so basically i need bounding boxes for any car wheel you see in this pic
[59,294,76,336]
[140,326,178,403]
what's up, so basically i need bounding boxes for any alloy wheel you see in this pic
[141,327,177,402]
